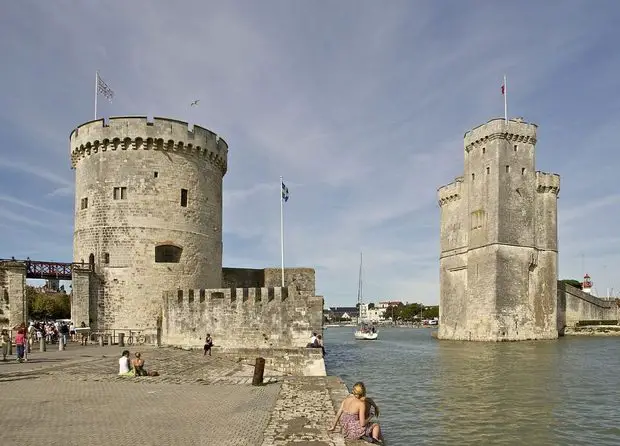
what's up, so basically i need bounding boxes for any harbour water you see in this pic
[324,326,620,445]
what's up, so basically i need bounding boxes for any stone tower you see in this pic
[70,117,228,330]
[437,118,560,341]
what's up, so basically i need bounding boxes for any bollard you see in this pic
[40,337,46,352]
[58,338,65,351]
[8,339,12,356]
[252,357,266,386]
[118,332,125,347]
[98,334,104,347]
[108,334,114,346]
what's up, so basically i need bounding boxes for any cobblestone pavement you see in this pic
[0,344,354,445]
[261,377,348,446]
[0,344,280,385]
[0,379,280,446]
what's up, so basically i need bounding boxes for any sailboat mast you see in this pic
[357,252,363,323]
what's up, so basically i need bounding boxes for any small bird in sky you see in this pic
[190,99,200,107]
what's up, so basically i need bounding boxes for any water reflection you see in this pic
[325,327,620,446]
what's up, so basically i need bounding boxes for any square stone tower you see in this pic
[437,118,560,341]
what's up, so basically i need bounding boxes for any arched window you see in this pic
[88,253,95,269]
[155,244,182,263]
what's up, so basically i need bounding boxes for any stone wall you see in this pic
[557,281,618,331]
[0,266,9,329]
[222,267,316,297]
[161,286,324,349]
[225,347,326,376]
[438,117,560,341]
[1,262,26,328]
[70,117,227,330]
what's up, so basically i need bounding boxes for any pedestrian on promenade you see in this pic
[329,381,383,444]
[132,352,159,377]
[15,327,26,362]
[1,329,9,361]
[203,334,213,356]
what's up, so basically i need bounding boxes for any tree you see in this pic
[422,306,439,319]
[560,279,582,289]
[26,286,70,321]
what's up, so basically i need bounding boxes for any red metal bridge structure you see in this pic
[0,258,93,280]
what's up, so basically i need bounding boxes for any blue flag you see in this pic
[281,182,289,202]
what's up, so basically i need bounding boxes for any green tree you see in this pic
[27,286,70,320]
[422,306,439,319]
[560,279,582,289]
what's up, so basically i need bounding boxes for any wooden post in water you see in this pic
[252,357,265,386]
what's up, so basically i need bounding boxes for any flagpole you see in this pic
[95,71,98,120]
[504,74,508,123]
[280,176,285,287]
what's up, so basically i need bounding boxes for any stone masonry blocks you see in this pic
[70,117,227,330]
[438,117,560,341]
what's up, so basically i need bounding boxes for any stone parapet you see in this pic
[70,116,228,172]
[161,285,324,350]
[438,177,463,207]
[536,171,560,194]
[464,117,537,152]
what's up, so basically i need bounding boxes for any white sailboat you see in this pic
[354,252,378,341]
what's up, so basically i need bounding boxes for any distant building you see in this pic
[377,300,403,309]
[325,307,358,322]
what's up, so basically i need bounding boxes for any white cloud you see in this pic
[1,1,620,304]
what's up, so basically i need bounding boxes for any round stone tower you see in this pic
[70,117,228,330]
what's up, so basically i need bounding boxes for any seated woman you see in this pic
[329,381,383,444]
[132,352,159,377]
[132,352,147,376]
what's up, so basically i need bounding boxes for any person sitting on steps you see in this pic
[329,381,383,444]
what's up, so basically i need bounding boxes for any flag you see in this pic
[501,82,506,95]
[97,72,114,102]
[281,182,289,202]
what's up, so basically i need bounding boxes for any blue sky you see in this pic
[1,1,620,307]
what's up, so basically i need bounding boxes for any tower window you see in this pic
[486,167,490,174]
[482,147,486,154]
[188,289,194,303]
[177,289,183,304]
[521,168,526,175]
[471,173,475,181]
[514,145,518,152]
[155,244,182,263]
[80,197,88,210]
[113,187,127,200]
[154,172,158,178]
[505,165,510,173]
[103,253,110,264]
[180,189,188,207]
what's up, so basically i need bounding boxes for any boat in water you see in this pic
[354,252,378,341]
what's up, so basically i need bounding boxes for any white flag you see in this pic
[97,73,114,102]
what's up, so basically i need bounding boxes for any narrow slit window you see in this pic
[506,165,510,173]
[103,253,110,264]
[471,173,475,181]
[188,289,194,303]
[486,167,490,174]
[482,147,486,154]
[514,145,518,152]
[181,189,188,207]
[521,168,526,175]
[154,172,158,178]
[80,197,88,210]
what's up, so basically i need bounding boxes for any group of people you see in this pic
[118,350,159,377]
[307,332,326,356]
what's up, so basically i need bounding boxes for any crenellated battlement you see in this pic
[161,284,323,350]
[464,117,537,152]
[69,116,228,173]
[437,176,463,207]
[536,171,560,195]
[167,286,291,305]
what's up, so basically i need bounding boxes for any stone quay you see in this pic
[0,343,373,446]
